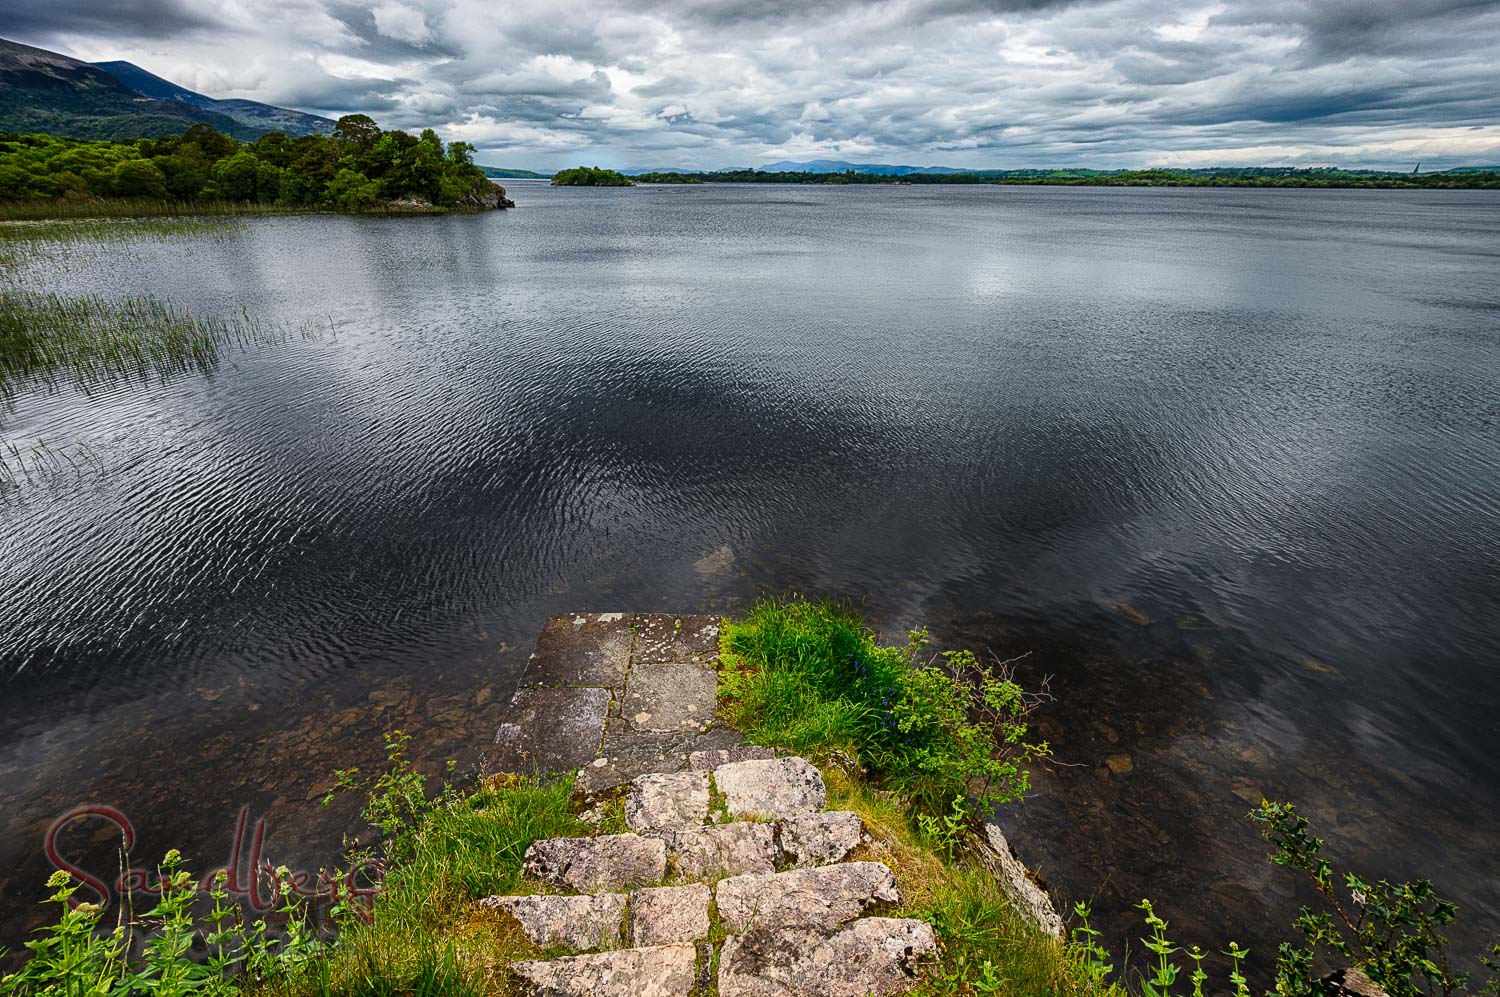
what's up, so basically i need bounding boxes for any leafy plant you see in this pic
[0,870,128,997]
[1252,800,1495,997]
[1072,901,1115,984]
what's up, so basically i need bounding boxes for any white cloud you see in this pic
[371,1,431,44]
[15,0,1500,171]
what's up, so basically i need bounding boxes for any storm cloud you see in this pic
[10,0,1500,170]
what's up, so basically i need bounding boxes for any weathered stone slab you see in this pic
[777,811,863,868]
[520,612,634,690]
[490,687,610,775]
[578,726,745,794]
[625,772,710,832]
[524,833,667,893]
[714,757,826,819]
[511,944,696,997]
[667,822,778,880]
[629,883,710,947]
[480,893,626,951]
[633,614,721,664]
[620,662,717,733]
[715,862,898,933]
[976,823,1063,938]
[688,746,775,770]
[717,918,936,997]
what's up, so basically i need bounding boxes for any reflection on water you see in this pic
[1,184,1497,972]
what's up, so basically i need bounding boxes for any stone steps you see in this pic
[484,613,943,996]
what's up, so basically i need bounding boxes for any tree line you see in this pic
[634,167,1500,189]
[0,115,508,210]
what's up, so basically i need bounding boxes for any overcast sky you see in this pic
[7,0,1500,171]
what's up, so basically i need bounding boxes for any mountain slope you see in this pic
[0,37,258,140]
[92,60,334,138]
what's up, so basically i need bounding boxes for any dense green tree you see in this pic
[0,114,510,211]
[211,150,261,200]
[551,165,632,186]
[326,168,382,210]
[333,114,381,148]
[111,159,168,198]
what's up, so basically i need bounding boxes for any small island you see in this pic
[551,166,632,187]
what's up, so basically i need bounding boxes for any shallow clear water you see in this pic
[2,183,1497,970]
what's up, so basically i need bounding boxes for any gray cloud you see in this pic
[0,0,223,42]
[15,0,1500,171]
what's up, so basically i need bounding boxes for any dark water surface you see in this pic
[2,184,1497,972]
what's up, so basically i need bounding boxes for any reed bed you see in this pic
[0,198,327,222]
[0,290,291,399]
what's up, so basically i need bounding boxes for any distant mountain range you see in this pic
[91,59,333,137]
[480,167,552,179]
[0,36,333,140]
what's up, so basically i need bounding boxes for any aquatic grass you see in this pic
[0,291,292,399]
[0,199,328,223]
[0,438,103,489]
[0,217,244,273]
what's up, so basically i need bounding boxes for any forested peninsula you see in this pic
[0,114,513,215]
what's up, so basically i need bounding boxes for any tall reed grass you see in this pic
[0,291,289,399]
[0,199,326,222]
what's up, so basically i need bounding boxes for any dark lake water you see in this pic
[2,183,1497,975]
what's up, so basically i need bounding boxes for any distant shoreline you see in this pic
[630,168,1500,189]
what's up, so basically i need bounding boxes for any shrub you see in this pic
[718,597,1050,824]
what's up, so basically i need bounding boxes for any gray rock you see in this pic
[718,918,937,997]
[511,944,696,997]
[519,612,634,691]
[715,862,898,933]
[620,662,718,733]
[578,727,746,794]
[629,883,711,946]
[460,182,515,210]
[625,772,710,832]
[975,824,1063,938]
[777,811,863,868]
[633,614,721,664]
[1323,969,1390,997]
[524,834,667,893]
[490,687,611,776]
[480,893,626,951]
[714,757,827,820]
[667,822,778,880]
[688,746,775,770]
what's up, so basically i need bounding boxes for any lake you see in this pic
[1,183,1497,971]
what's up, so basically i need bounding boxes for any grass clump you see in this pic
[820,765,1121,997]
[0,731,584,997]
[718,597,1050,825]
[0,291,291,399]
